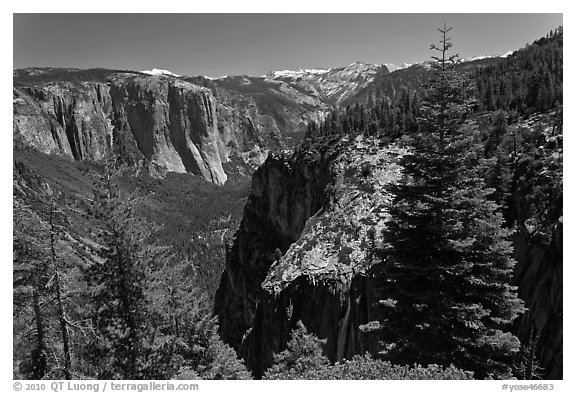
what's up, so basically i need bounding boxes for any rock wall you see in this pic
[239,273,383,378]
[14,84,113,162]
[512,220,563,379]
[13,74,282,184]
[214,148,333,356]
[215,136,404,377]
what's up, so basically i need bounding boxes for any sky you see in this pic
[3,7,574,385]
[13,13,562,78]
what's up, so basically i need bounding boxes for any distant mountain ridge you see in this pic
[206,54,514,135]
[11,53,518,184]
[262,62,385,104]
[209,62,387,138]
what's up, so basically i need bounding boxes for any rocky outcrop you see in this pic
[13,72,283,184]
[215,136,405,377]
[506,116,563,379]
[216,130,563,379]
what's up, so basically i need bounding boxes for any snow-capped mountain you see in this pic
[262,62,384,104]
[141,68,181,77]
[204,53,513,137]
[208,62,386,137]
[265,68,331,79]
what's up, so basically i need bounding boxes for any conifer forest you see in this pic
[13,17,563,381]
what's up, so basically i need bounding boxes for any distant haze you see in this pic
[13,13,562,78]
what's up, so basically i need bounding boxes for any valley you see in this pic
[12,26,562,380]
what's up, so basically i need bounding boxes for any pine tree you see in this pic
[376,25,525,379]
[46,196,72,380]
[263,321,329,380]
[13,201,50,379]
[84,167,249,380]
[174,311,252,380]
[305,121,318,140]
[86,194,152,379]
[14,194,82,379]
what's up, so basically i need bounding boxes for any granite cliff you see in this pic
[215,135,405,377]
[13,70,282,184]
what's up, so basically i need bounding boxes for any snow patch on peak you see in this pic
[264,62,382,80]
[384,61,429,72]
[206,75,230,81]
[304,68,332,75]
[384,63,400,72]
[267,68,332,79]
[141,68,181,77]
[462,51,514,62]
[342,62,381,71]
[462,55,493,62]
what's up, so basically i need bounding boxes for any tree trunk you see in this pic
[50,206,71,379]
[55,269,71,379]
[31,285,48,379]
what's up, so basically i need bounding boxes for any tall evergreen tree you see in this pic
[13,200,50,379]
[86,193,152,379]
[14,193,82,379]
[263,321,329,380]
[84,167,250,380]
[47,196,72,380]
[375,25,525,379]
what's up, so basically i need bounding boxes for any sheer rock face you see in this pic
[215,136,405,377]
[14,84,113,162]
[13,74,282,184]
[513,219,563,379]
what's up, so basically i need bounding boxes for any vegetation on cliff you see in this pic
[13,25,562,380]
[306,26,562,142]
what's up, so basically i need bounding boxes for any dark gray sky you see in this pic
[13,14,562,78]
